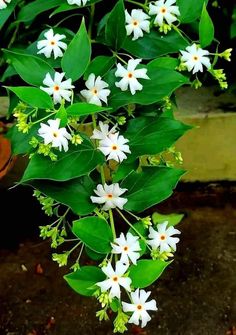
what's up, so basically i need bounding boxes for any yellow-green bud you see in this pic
[159,23,172,34]
[219,48,233,62]
[117,116,126,125]
[71,133,83,145]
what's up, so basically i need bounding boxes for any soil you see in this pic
[0,183,236,335]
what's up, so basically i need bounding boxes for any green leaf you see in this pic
[110,298,121,312]
[21,137,104,182]
[72,217,113,254]
[122,167,185,212]
[128,222,147,256]
[105,0,126,50]
[148,57,179,71]
[0,0,19,29]
[64,266,105,296]
[112,160,138,183]
[124,116,191,160]
[17,0,62,22]
[84,56,116,80]
[5,87,53,109]
[6,124,38,154]
[123,29,188,59]
[152,212,184,227]
[50,0,102,16]
[107,66,189,110]
[28,176,95,216]
[3,50,54,86]
[177,0,206,23]
[199,3,214,48]
[66,103,111,117]
[56,104,68,127]
[85,247,105,261]
[129,259,171,288]
[61,18,91,81]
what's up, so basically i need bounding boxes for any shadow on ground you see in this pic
[0,183,236,335]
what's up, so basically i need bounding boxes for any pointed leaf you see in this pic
[177,0,206,23]
[66,102,111,117]
[17,0,62,22]
[199,3,214,48]
[152,212,184,226]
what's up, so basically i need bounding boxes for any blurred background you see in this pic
[0,0,236,334]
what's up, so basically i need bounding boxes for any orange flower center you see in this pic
[133,20,138,26]
[112,276,118,282]
[193,56,199,61]
[160,235,166,240]
[123,246,129,252]
[54,85,60,91]
[112,145,118,150]
[161,7,167,13]
[50,40,56,45]
[137,304,143,310]
[107,194,113,199]
[52,132,58,138]
[128,72,133,79]
[92,88,98,95]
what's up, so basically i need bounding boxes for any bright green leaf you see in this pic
[6,124,38,154]
[50,0,102,16]
[122,167,185,212]
[6,87,53,109]
[177,0,207,23]
[66,102,111,117]
[84,56,116,80]
[56,104,68,127]
[105,0,126,50]
[0,0,19,29]
[148,57,179,70]
[129,259,171,288]
[152,212,184,226]
[199,3,214,48]
[72,217,113,254]
[61,18,91,81]
[64,266,105,296]
[17,0,62,22]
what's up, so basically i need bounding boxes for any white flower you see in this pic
[80,73,111,106]
[96,261,131,299]
[38,118,71,152]
[40,72,74,105]
[180,44,211,74]
[37,29,67,59]
[98,132,131,163]
[0,0,11,9]
[67,0,88,6]
[122,289,158,328]
[111,232,141,265]
[125,9,150,41]
[115,59,149,95]
[147,221,180,253]
[149,0,180,26]
[90,121,117,141]
[90,183,128,211]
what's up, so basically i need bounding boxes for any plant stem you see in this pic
[109,209,116,240]
[113,52,128,65]
[69,241,82,255]
[32,111,56,125]
[88,4,95,39]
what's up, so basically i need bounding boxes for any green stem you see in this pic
[88,4,95,39]
[32,111,56,125]
[76,243,84,263]
[109,209,116,240]
[113,53,128,65]
[68,241,82,255]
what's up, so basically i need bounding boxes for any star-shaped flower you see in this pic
[180,44,211,74]
[125,9,150,41]
[147,221,181,253]
[80,73,111,106]
[67,0,88,6]
[37,29,67,59]
[122,289,158,328]
[111,232,141,265]
[98,132,131,163]
[96,261,132,299]
[149,0,180,26]
[40,72,74,105]
[38,118,71,152]
[0,0,11,9]
[115,59,149,95]
[90,183,128,211]
[90,121,117,141]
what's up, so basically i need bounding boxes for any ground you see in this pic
[0,183,236,335]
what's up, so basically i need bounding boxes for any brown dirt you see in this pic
[0,184,236,335]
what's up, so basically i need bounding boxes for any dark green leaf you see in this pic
[0,0,19,29]
[50,0,102,16]
[66,103,111,117]
[17,0,62,22]
[6,87,53,109]
[123,29,188,59]
[21,137,104,182]
[112,160,138,183]
[177,0,206,23]
[199,3,214,48]
[105,0,126,50]
[72,217,113,253]
[64,266,105,296]
[6,124,38,154]
[84,56,116,80]
[129,259,171,288]
[124,116,191,160]
[3,50,54,86]
[122,167,185,212]
[28,176,95,216]
[61,18,91,81]
[85,247,105,261]
[148,57,179,70]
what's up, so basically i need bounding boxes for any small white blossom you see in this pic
[40,72,74,105]
[96,261,131,299]
[111,232,141,265]
[90,183,128,211]
[37,29,67,59]
[115,59,149,95]
[149,0,180,26]
[67,0,88,6]
[180,44,211,74]
[125,9,150,41]
[122,289,158,328]
[80,73,111,106]
[90,121,117,141]
[38,118,71,152]
[147,221,180,253]
[98,132,131,163]
[0,0,11,9]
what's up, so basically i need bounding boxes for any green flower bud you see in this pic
[52,252,69,267]
[71,133,83,145]
[113,310,129,333]
[96,309,109,321]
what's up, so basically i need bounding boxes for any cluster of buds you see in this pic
[13,102,32,133]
